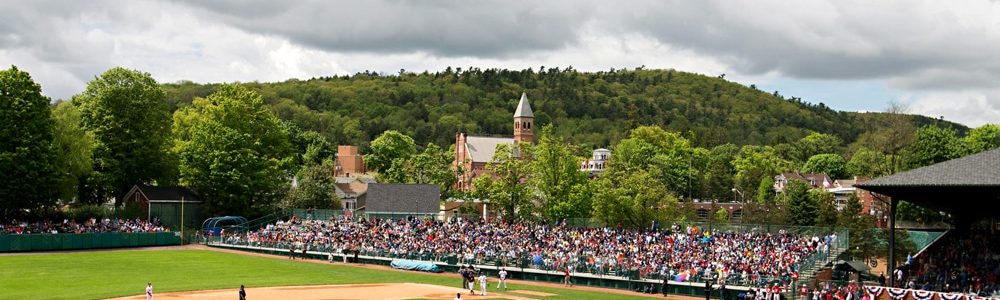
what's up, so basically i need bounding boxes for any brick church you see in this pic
[453,92,534,190]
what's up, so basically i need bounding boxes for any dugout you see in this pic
[123,185,203,230]
[202,216,248,236]
[856,147,1000,287]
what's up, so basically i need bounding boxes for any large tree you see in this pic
[801,153,848,179]
[175,84,293,217]
[610,126,695,196]
[791,132,843,163]
[812,189,838,227]
[473,143,533,219]
[50,101,94,203]
[785,179,816,226]
[903,125,961,170]
[406,143,458,198]
[960,124,1000,156]
[285,160,340,209]
[847,148,891,178]
[0,66,57,215]
[531,125,592,220]
[592,169,679,228]
[367,130,417,176]
[74,67,173,204]
[733,145,791,199]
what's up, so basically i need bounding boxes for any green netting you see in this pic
[907,230,946,254]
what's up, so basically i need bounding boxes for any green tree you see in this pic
[406,143,458,198]
[0,66,57,215]
[755,176,775,203]
[531,125,592,220]
[50,101,94,203]
[74,67,173,204]
[847,148,891,178]
[785,180,816,226]
[175,84,293,217]
[714,207,730,224]
[838,193,864,228]
[960,124,1000,156]
[472,143,533,219]
[609,126,694,196]
[285,160,340,209]
[592,169,679,228]
[733,145,790,198]
[367,130,417,174]
[792,132,843,163]
[903,125,961,169]
[801,153,848,179]
[812,189,838,226]
[704,144,739,201]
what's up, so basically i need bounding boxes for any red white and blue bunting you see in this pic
[866,287,885,298]
[887,288,908,300]
[911,290,934,300]
[939,293,965,300]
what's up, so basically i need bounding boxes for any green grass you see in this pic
[0,249,650,300]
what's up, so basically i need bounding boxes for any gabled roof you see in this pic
[514,92,533,118]
[464,136,515,163]
[358,183,439,214]
[859,147,1000,187]
[856,147,1000,217]
[126,185,201,203]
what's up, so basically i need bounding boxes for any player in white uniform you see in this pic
[478,273,488,296]
[146,282,153,300]
[497,268,508,290]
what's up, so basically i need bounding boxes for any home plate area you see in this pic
[105,283,536,300]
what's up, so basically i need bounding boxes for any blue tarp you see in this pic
[390,259,442,273]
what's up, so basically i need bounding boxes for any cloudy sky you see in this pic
[2,1,999,127]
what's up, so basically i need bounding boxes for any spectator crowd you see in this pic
[901,228,999,296]
[220,215,838,288]
[0,218,169,235]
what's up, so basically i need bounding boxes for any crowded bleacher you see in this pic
[0,218,169,235]
[905,228,999,296]
[218,215,838,288]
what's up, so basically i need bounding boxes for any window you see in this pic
[697,209,709,219]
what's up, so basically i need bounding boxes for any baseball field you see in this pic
[0,246,670,300]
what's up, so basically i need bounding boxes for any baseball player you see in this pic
[478,273,488,296]
[146,282,153,300]
[497,268,508,290]
[239,285,246,300]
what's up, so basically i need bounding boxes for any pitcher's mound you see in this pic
[105,283,533,300]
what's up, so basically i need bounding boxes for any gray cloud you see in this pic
[2,0,999,126]
[176,0,589,57]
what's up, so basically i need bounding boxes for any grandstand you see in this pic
[858,147,1000,295]
[208,211,846,296]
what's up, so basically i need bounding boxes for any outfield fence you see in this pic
[0,232,181,252]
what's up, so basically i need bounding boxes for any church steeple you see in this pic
[513,92,534,143]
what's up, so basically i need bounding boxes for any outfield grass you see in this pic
[0,249,650,300]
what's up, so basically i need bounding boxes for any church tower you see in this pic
[513,92,534,143]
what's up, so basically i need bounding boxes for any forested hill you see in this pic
[161,67,965,151]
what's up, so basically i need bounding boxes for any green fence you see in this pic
[0,232,181,252]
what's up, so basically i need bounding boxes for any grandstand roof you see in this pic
[856,147,1000,217]
[356,183,439,214]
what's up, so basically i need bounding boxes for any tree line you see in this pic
[2,65,998,232]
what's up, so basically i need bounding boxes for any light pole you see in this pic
[731,188,745,226]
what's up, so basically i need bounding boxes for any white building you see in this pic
[581,148,611,177]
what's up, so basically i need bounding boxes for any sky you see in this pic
[2,0,999,127]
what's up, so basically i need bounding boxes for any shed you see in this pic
[123,185,202,230]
